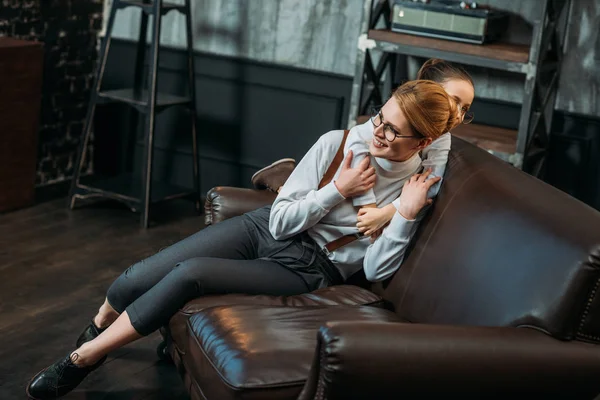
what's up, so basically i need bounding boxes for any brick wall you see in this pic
[0,0,103,185]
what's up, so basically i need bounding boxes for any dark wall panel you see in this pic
[97,39,350,194]
[95,39,600,212]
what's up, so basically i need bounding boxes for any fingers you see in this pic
[418,168,432,182]
[342,150,353,170]
[360,181,376,192]
[407,170,439,187]
[356,221,368,232]
[361,166,376,179]
[358,155,370,171]
[424,176,442,188]
[364,174,377,186]
[357,208,367,216]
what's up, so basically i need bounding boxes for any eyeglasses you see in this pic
[458,105,474,124]
[370,108,422,142]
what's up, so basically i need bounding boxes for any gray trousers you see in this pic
[106,206,341,336]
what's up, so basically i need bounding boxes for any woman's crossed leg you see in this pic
[26,214,308,400]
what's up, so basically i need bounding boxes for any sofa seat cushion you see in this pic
[167,285,384,355]
[183,305,400,400]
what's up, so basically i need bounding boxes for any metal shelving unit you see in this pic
[68,0,200,228]
[348,0,572,177]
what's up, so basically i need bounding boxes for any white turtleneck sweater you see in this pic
[269,120,451,282]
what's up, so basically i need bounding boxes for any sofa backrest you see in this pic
[372,137,600,343]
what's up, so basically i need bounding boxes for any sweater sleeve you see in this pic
[269,131,347,240]
[362,207,426,282]
[420,132,451,198]
[369,134,451,282]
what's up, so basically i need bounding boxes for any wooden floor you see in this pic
[0,197,206,399]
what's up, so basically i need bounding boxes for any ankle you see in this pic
[93,314,114,330]
[71,344,102,367]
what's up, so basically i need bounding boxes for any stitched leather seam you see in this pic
[578,332,600,340]
[576,276,600,342]
[177,297,385,316]
[178,347,210,400]
[316,341,327,400]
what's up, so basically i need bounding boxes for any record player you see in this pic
[391,0,510,44]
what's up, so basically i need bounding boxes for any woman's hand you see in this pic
[396,168,441,220]
[357,204,396,236]
[334,150,376,198]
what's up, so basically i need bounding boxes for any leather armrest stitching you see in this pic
[315,342,327,400]
[576,276,600,342]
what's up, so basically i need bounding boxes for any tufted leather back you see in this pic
[373,137,600,342]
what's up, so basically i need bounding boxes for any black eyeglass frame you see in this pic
[370,107,423,142]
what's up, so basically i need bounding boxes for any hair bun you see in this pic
[417,58,474,90]
[423,58,445,67]
[393,80,459,141]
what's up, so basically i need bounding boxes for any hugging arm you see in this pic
[269,132,347,240]
[362,171,441,282]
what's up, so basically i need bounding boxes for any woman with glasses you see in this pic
[351,58,475,239]
[250,58,474,209]
[27,79,460,400]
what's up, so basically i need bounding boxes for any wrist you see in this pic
[397,205,417,221]
[333,180,347,198]
[383,204,396,219]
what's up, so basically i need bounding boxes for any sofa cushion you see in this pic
[167,285,384,355]
[183,305,399,400]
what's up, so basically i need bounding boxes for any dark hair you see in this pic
[417,58,474,88]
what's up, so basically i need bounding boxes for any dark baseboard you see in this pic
[35,180,71,204]
[35,38,600,211]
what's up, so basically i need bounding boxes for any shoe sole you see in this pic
[251,158,296,182]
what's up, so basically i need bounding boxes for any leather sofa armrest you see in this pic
[204,186,277,225]
[298,322,600,400]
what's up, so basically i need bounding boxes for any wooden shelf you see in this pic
[355,117,516,156]
[451,123,517,155]
[368,29,530,71]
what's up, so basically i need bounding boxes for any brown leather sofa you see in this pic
[160,137,600,399]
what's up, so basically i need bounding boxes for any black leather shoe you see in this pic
[75,320,106,348]
[26,353,105,399]
[251,158,296,192]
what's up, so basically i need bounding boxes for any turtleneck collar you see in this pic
[374,153,421,173]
